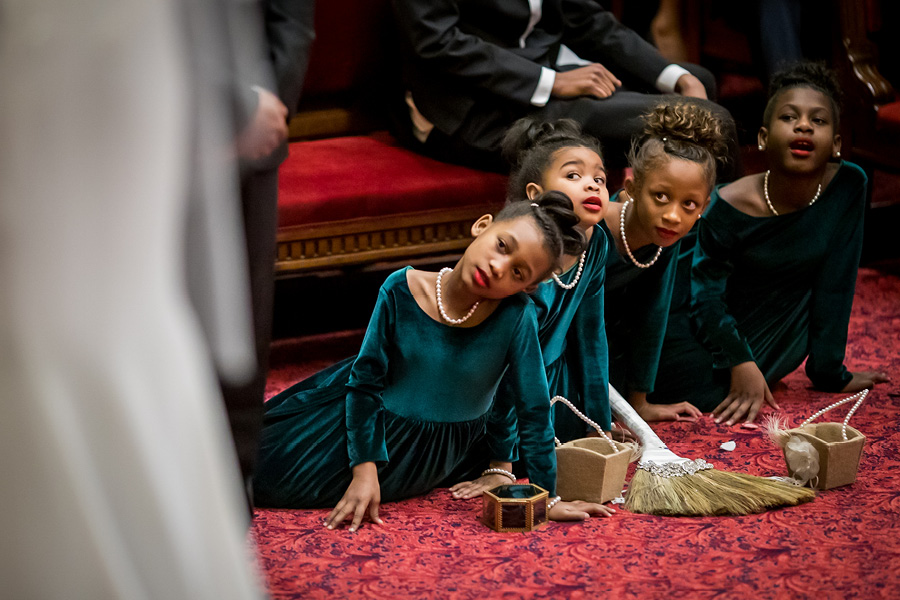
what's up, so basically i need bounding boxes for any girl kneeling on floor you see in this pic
[651,61,890,425]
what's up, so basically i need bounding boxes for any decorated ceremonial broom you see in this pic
[609,385,816,516]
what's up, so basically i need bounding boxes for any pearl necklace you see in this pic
[435,267,480,325]
[764,170,822,216]
[551,251,586,290]
[619,198,663,269]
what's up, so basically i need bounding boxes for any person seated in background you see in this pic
[390,0,739,180]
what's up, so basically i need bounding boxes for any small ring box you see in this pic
[481,484,549,532]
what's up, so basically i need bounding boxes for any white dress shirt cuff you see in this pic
[531,67,556,107]
[656,64,691,93]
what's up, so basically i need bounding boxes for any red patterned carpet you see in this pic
[254,266,900,599]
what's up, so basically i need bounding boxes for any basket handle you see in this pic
[550,395,618,451]
[799,389,869,441]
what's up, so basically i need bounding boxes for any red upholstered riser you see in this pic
[877,100,900,135]
[278,132,509,229]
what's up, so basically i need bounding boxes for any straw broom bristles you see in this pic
[626,466,815,516]
[609,385,815,517]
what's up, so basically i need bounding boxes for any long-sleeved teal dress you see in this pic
[490,224,611,447]
[650,161,866,409]
[602,191,681,400]
[253,268,558,508]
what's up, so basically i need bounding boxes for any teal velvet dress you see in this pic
[537,225,612,441]
[651,161,867,410]
[253,268,557,508]
[602,191,681,402]
[491,224,611,447]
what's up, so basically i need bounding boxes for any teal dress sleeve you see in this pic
[484,376,520,463]
[805,169,867,391]
[622,240,679,394]
[503,302,558,495]
[344,285,395,467]
[690,211,756,369]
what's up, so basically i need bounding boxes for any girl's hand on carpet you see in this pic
[549,500,615,521]
[637,401,702,423]
[630,390,701,423]
[450,474,511,499]
[325,462,383,532]
[716,362,779,426]
[842,370,890,392]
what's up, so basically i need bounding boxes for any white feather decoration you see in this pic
[762,413,821,486]
[783,435,820,486]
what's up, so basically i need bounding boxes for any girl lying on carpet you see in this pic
[452,106,727,498]
[650,61,890,425]
[253,192,611,531]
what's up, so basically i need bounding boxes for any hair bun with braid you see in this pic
[501,117,587,169]
[502,117,603,203]
[628,100,728,190]
[493,189,586,268]
[531,190,586,257]
[640,101,730,163]
[763,60,842,128]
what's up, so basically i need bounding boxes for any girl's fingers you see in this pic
[715,397,738,423]
[727,398,753,425]
[325,502,350,530]
[745,399,763,424]
[369,502,383,526]
[456,487,481,499]
[348,502,368,533]
[449,481,472,493]
[451,483,478,498]
[713,395,734,417]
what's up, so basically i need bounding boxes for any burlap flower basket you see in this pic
[782,422,866,489]
[556,437,631,503]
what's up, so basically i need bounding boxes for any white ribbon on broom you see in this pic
[608,384,816,516]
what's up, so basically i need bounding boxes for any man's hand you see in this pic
[324,462,383,532]
[714,361,779,426]
[552,64,621,99]
[674,73,708,99]
[235,87,289,160]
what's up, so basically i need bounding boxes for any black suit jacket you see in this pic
[392,0,670,137]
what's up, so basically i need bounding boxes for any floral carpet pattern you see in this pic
[254,267,900,599]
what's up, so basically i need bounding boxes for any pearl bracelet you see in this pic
[481,468,516,483]
[548,496,561,510]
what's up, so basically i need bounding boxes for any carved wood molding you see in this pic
[275,205,501,276]
[837,0,895,108]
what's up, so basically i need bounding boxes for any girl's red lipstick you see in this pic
[582,196,604,213]
[473,267,489,288]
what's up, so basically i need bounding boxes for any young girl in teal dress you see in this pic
[651,62,890,425]
[253,192,610,531]
[451,107,727,498]
[598,102,729,423]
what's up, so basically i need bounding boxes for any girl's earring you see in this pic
[758,144,765,151]
[835,150,842,158]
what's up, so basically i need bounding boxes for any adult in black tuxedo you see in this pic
[392,0,738,177]
[223,0,315,511]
